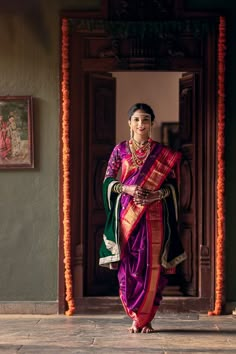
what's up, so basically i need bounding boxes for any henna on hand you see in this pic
[133,188,170,205]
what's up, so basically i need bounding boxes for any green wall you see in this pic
[0,0,235,304]
[0,0,100,301]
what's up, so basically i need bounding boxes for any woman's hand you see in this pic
[122,184,138,197]
[122,185,168,205]
[133,187,163,206]
[122,185,149,199]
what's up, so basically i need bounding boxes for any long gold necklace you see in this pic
[129,138,152,168]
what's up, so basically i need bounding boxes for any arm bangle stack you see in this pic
[112,182,123,194]
[159,187,170,199]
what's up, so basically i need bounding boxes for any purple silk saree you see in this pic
[103,140,185,328]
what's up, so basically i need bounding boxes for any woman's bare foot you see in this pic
[141,322,155,333]
[128,321,141,333]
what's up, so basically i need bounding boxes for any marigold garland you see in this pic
[61,18,75,316]
[208,16,226,316]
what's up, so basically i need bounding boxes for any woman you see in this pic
[0,115,11,160]
[8,115,21,158]
[99,103,186,333]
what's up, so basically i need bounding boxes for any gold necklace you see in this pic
[132,138,149,147]
[132,139,149,150]
[129,138,151,168]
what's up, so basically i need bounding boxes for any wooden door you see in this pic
[178,72,200,297]
[84,72,119,296]
[162,72,200,297]
[85,72,200,298]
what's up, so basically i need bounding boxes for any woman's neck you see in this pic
[133,136,149,145]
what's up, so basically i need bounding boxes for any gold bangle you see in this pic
[113,182,123,194]
[117,183,123,194]
[161,187,170,199]
[157,187,170,200]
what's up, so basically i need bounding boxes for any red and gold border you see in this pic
[208,16,226,316]
[61,18,75,316]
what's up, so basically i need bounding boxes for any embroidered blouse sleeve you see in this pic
[104,144,122,179]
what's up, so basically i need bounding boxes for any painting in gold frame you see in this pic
[0,96,34,169]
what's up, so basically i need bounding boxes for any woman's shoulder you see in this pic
[152,140,167,147]
[116,140,128,146]
[113,140,129,151]
[110,141,129,157]
[152,141,181,157]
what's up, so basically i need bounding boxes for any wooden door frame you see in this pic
[59,1,224,314]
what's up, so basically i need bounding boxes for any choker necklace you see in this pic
[129,138,152,168]
[132,138,149,147]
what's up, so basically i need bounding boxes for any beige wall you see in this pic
[111,72,182,143]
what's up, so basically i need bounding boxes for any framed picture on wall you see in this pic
[0,96,34,169]
[161,122,180,150]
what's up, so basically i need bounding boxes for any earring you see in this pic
[130,127,134,140]
[149,126,152,139]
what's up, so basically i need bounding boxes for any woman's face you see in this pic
[129,109,152,139]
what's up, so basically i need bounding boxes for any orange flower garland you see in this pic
[208,16,226,316]
[61,18,75,316]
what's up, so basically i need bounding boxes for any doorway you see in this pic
[60,3,219,313]
[84,70,200,301]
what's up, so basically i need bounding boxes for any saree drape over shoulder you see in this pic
[99,140,187,328]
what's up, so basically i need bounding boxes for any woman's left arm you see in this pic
[133,168,177,206]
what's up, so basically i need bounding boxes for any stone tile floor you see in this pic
[0,313,235,353]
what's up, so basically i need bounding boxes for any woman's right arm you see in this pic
[104,144,122,180]
[104,144,137,197]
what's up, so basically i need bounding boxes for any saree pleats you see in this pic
[119,200,165,327]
